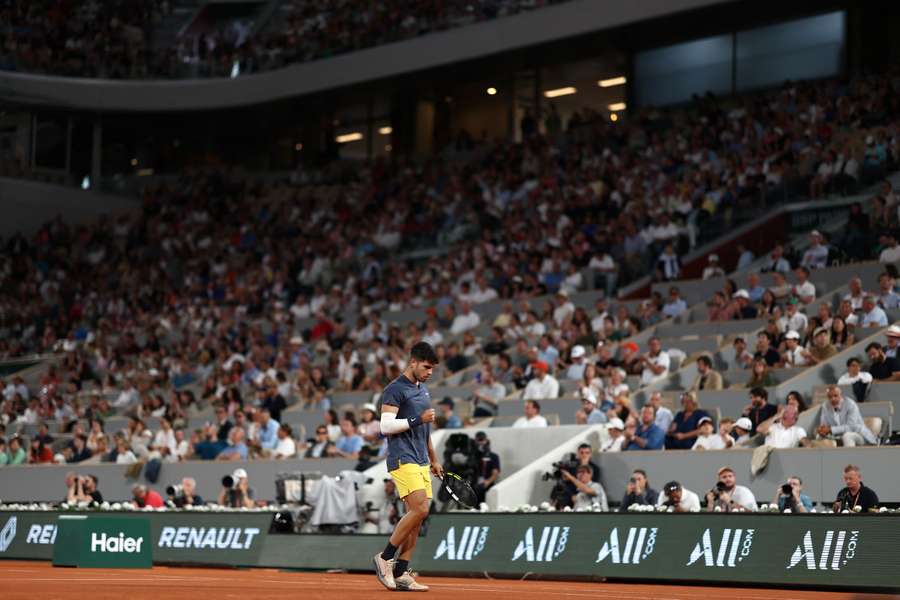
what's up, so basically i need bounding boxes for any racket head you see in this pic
[441,471,479,509]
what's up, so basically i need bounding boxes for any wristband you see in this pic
[408,416,423,428]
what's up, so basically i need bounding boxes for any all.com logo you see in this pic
[595,527,658,564]
[687,528,755,568]
[511,526,570,562]
[433,526,490,561]
[786,530,859,571]
[0,516,16,552]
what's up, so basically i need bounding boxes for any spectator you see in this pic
[782,298,810,334]
[732,337,754,369]
[792,268,816,305]
[844,277,867,311]
[600,418,626,452]
[733,290,758,319]
[132,484,164,508]
[657,481,701,513]
[691,416,727,450]
[761,244,791,273]
[830,315,854,349]
[754,332,782,367]
[832,464,879,513]
[273,424,297,459]
[335,417,365,458]
[561,465,608,511]
[565,345,588,380]
[217,427,249,461]
[816,386,877,447]
[760,405,808,449]
[373,479,405,534]
[741,387,778,435]
[358,404,382,444]
[884,325,900,358]
[662,287,688,317]
[114,437,138,464]
[218,468,255,508]
[576,388,607,425]
[773,476,812,513]
[878,233,900,263]
[706,466,757,512]
[866,342,900,381]
[29,438,53,464]
[625,405,665,450]
[6,436,26,465]
[169,477,204,508]
[648,392,674,432]
[639,337,670,386]
[513,400,548,428]
[619,469,659,511]
[806,327,837,364]
[437,397,463,429]
[305,426,335,458]
[837,357,873,402]
[781,330,809,367]
[701,255,725,280]
[666,392,709,449]
[877,275,900,310]
[746,272,766,303]
[690,355,724,391]
[800,231,829,269]
[746,357,777,388]
[736,245,755,270]
[473,432,500,504]
[656,243,682,281]
[861,296,889,328]
[731,417,753,446]
[450,302,481,335]
[522,362,559,401]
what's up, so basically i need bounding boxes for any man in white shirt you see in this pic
[565,345,587,380]
[553,289,575,327]
[792,267,816,304]
[837,357,874,386]
[590,298,610,333]
[450,302,481,335]
[273,423,298,458]
[662,286,688,318]
[523,362,559,400]
[512,400,549,428]
[884,326,900,358]
[707,466,757,512]
[600,418,626,452]
[113,380,139,408]
[692,416,727,450]
[838,299,859,328]
[879,233,900,263]
[657,481,701,512]
[861,296,888,328]
[701,254,725,280]
[801,230,829,269]
[877,273,900,310]
[782,298,808,333]
[589,253,617,298]
[843,277,866,311]
[421,319,444,347]
[763,405,808,449]
[762,244,791,273]
[639,337,670,386]
[781,330,809,367]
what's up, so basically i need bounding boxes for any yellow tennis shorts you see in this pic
[389,463,432,499]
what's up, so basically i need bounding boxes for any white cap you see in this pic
[571,345,586,359]
[148,368,160,377]
[362,403,378,413]
[290,336,304,345]
[233,468,248,480]
[608,418,625,430]
[810,229,821,238]
[785,330,801,340]
[557,289,569,298]
[733,289,750,300]
[708,253,719,262]
[580,387,597,404]
[698,416,713,426]
[735,417,753,431]
[887,325,900,338]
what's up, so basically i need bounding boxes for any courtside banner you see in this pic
[53,515,152,568]
[417,513,898,590]
[0,511,271,566]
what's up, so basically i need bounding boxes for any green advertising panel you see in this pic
[416,513,898,589]
[0,511,272,567]
[53,515,152,568]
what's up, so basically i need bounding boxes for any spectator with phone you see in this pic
[619,469,659,511]
[772,476,812,513]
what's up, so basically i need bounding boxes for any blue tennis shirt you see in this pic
[382,374,432,470]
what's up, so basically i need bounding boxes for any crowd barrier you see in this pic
[0,510,896,591]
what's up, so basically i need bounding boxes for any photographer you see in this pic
[168,477,204,508]
[65,473,103,504]
[772,476,812,513]
[473,432,500,504]
[561,465,608,511]
[217,468,255,508]
[656,481,701,512]
[619,469,658,512]
[132,483,164,508]
[705,466,757,512]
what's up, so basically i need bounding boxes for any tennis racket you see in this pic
[440,472,479,509]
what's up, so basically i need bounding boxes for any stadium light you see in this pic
[379,126,393,135]
[608,102,627,111]
[544,87,577,98]
[610,113,619,122]
[598,76,627,88]
[335,132,363,143]
[486,87,497,96]
[295,143,303,151]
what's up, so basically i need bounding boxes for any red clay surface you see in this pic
[0,561,896,600]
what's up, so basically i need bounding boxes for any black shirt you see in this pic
[172,494,204,508]
[479,451,501,483]
[835,484,879,512]
[868,356,900,381]
[745,403,778,435]
[619,487,659,512]
[263,394,287,422]
[755,348,781,367]
[216,419,234,443]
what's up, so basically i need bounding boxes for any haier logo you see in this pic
[512,526,570,562]
[91,532,145,554]
[786,530,859,571]
[595,527,657,565]
[433,526,489,561]
[687,528,754,567]
[0,517,16,552]
[158,527,261,550]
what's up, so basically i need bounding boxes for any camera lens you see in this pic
[782,483,793,495]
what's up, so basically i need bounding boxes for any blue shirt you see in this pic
[626,423,664,450]
[218,441,248,460]
[336,434,364,456]
[382,374,432,470]
[258,418,280,450]
[444,415,463,429]
[778,493,814,512]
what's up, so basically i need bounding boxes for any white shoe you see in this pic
[373,553,396,590]
[395,570,429,592]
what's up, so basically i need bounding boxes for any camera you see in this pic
[541,453,579,481]
[781,483,793,495]
[166,484,184,497]
[709,480,727,500]
[222,475,237,489]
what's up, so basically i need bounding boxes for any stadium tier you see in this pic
[1,2,900,595]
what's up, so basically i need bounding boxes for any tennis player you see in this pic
[373,341,443,592]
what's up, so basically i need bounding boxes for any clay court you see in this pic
[0,561,895,600]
